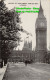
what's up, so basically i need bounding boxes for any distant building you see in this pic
[22,40,32,51]
[35,2,47,62]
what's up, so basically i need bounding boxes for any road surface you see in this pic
[3,62,50,80]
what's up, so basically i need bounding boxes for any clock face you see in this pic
[40,22,44,27]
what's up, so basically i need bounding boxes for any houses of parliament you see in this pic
[9,2,50,63]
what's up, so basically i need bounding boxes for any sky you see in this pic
[4,0,50,50]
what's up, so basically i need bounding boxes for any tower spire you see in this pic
[40,0,41,7]
[39,0,43,12]
[38,0,44,18]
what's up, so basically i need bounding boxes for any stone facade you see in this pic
[35,2,47,62]
[9,50,35,62]
[23,40,32,51]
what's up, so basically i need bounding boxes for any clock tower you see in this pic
[35,2,47,62]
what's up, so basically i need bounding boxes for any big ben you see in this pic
[35,2,47,62]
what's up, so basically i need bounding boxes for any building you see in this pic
[23,40,32,51]
[35,2,47,62]
[9,50,34,62]
[46,51,50,64]
[9,40,33,62]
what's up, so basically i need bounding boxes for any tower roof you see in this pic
[38,0,45,18]
[39,0,43,13]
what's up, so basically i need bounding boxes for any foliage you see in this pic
[0,0,21,59]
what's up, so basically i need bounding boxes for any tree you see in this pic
[0,0,21,66]
[0,0,8,67]
[0,0,32,67]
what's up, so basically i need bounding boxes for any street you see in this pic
[3,62,50,80]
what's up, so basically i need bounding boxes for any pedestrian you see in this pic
[25,61,27,66]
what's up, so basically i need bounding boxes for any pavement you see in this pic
[2,62,50,80]
[0,65,7,80]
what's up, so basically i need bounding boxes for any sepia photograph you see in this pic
[0,0,50,80]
